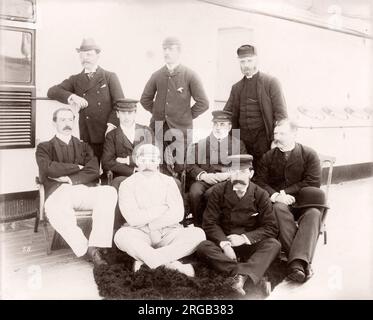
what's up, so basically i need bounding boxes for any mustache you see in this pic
[63,126,72,130]
[232,179,247,186]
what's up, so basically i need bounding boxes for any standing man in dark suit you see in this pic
[197,155,280,296]
[35,108,117,266]
[47,38,125,162]
[140,36,209,172]
[101,98,153,191]
[224,44,287,169]
[186,110,247,226]
[255,119,324,283]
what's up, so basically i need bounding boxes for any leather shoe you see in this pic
[85,247,108,266]
[287,268,306,283]
[257,277,271,296]
[231,274,248,296]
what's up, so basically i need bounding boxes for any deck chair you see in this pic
[35,177,93,255]
[318,153,336,245]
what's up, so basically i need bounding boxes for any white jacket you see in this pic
[118,171,184,230]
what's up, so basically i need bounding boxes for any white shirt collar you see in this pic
[84,65,98,73]
[278,142,296,152]
[56,133,72,145]
[166,63,180,72]
[120,123,136,143]
[245,70,258,79]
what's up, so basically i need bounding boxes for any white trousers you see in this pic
[114,225,206,268]
[45,184,117,257]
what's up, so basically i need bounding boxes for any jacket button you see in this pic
[97,91,100,94]
[98,102,101,106]
[86,116,89,119]
[83,93,86,96]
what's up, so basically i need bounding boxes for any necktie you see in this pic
[87,72,95,80]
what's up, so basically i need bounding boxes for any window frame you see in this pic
[0,25,36,86]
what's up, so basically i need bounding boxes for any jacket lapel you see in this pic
[285,143,301,169]
[224,181,256,210]
[256,72,264,112]
[71,136,83,164]
[76,66,105,92]
[118,126,134,151]
[51,136,64,163]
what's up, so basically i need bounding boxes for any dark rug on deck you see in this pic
[93,247,288,300]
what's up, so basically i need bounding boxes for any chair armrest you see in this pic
[35,177,46,221]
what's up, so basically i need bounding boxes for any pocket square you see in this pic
[100,84,107,88]
[251,212,259,216]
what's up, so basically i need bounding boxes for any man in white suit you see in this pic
[114,144,205,277]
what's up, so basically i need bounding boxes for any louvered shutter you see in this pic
[0,89,35,149]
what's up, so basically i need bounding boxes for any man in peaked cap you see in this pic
[102,98,153,190]
[47,37,125,163]
[140,36,209,174]
[224,44,287,170]
[196,154,280,296]
[254,119,323,283]
[186,110,247,226]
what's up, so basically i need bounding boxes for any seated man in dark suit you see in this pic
[186,110,247,226]
[196,155,280,296]
[254,119,325,283]
[35,107,117,266]
[101,98,153,191]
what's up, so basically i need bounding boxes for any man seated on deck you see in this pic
[254,118,326,283]
[35,107,117,266]
[101,98,153,191]
[114,144,206,277]
[196,154,281,296]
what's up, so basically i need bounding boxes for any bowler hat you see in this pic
[162,36,181,47]
[76,38,101,53]
[227,154,254,170]
[212,110,232,122]
[292,187,329,209]
[114,98,138,111]
[237,44,257,58]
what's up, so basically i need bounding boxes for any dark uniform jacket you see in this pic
[186,133,247,180]
[224,72,287,141]
[254,143,321,196]
[35,136,100,200]
[203,181,278,245]
[140,64,209,132]
[101,124,153,178]
[47,66,124,144]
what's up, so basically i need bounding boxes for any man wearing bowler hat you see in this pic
[140,36,209,173]
[255,119,324,282]
[47,38,125,162]
[196,154,280,296]
[224,44,287,169]
[186,110,247,226]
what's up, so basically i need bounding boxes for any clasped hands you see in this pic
[221,234,248,261]
[275,191,295,205]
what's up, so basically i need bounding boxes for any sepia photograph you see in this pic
[0,0,372,302]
